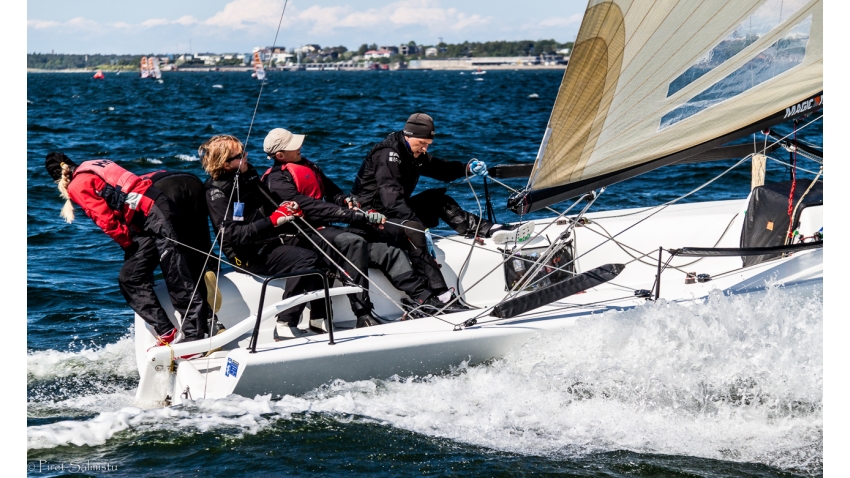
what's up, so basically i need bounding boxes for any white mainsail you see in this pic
[151,57,162,79]
[522,0,823,212]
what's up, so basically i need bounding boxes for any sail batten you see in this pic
[521,0,822,213]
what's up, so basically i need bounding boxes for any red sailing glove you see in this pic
[270,201,302,226]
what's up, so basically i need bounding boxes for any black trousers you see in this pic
[118,196,210,340]
[407,188,493,237]
[151,173,212,317]
[244,241,326,327]
[310,226,431,315]
[380,188,493,292]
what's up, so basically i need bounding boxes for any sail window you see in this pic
[660,15,811,130]
[667,0,808,97]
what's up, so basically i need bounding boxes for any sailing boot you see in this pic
[488,222,535,244]
[356,312,380,328]
[275,321,318,340]
[414,288,472,316]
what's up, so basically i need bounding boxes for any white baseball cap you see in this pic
[263,128,305,156]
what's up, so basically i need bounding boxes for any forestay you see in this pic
[517,0,823,213]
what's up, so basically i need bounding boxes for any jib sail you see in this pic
[514,0,823,213]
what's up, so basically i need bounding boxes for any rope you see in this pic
[504,189,602,299]
[199,0,290,397]
[786,120,798,223]
[354,193,587,320]
[785,166,823,246]
[289,218,453,324]
[454,160,487,309]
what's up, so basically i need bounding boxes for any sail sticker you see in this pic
[660,15,812,130]
[667,0,808,97]
[784,95,822,118]
[225,358,239,377]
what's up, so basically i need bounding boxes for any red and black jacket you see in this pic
[263,158,358,227]
[67,159,158,248]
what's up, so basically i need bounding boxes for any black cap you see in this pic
[403,113,435,139]
[45,151,77,182]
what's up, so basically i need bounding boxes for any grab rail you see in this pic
[249,269,335,352]
[651,241,823,299]
[159,286,361,358]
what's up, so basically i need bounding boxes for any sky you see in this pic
[27,0,588,54]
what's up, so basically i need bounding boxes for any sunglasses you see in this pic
[226,151,245,163]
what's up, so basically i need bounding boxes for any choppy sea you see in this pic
[27,70,823,477]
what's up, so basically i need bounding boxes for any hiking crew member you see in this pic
[199,135,325,338]
[141,170,214,318]
[262,128,433,326]
[350,113,532,310]
[45,152,209,346]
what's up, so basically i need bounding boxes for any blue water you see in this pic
[27,71,822,476]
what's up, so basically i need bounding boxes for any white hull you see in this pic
[134,198,822,407]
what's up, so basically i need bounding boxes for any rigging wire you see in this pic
[504,189,602,299]
[355,193,588,320]
[288,218,454,324]
[194,0,292,397]
[454,159,487,309]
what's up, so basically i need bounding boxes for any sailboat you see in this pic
[251,51,266,80]
[134,0,823,407]
[140,57,150,79]
[150,57,162,80]
[471,68,486,75]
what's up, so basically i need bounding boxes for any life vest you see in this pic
[73,159,156,221]
[263,161,324,200]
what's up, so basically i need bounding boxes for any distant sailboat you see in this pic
[93,70,105,80]
[150,57,162,79]
[252,51,266,80]
[140,57,150,79]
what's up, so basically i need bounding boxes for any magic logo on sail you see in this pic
[784,95,822,119]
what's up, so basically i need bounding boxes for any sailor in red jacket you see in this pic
[45,152,209,349]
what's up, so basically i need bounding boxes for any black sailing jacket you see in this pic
[350,131,467,222]
[205,164,287,264]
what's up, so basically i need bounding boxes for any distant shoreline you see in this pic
[28,64,567,73]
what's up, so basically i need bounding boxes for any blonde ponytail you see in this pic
[57,163,75,223]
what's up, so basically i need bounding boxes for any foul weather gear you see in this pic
[68,159,158,248]
[264,158,431,313]
[66,161,208,341]
[205,164,326,326]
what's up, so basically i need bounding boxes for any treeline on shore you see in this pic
[29,39,573,70]
[28,54,152,71]
[411,39,572,58]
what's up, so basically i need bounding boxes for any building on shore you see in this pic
[408,56,568,70]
